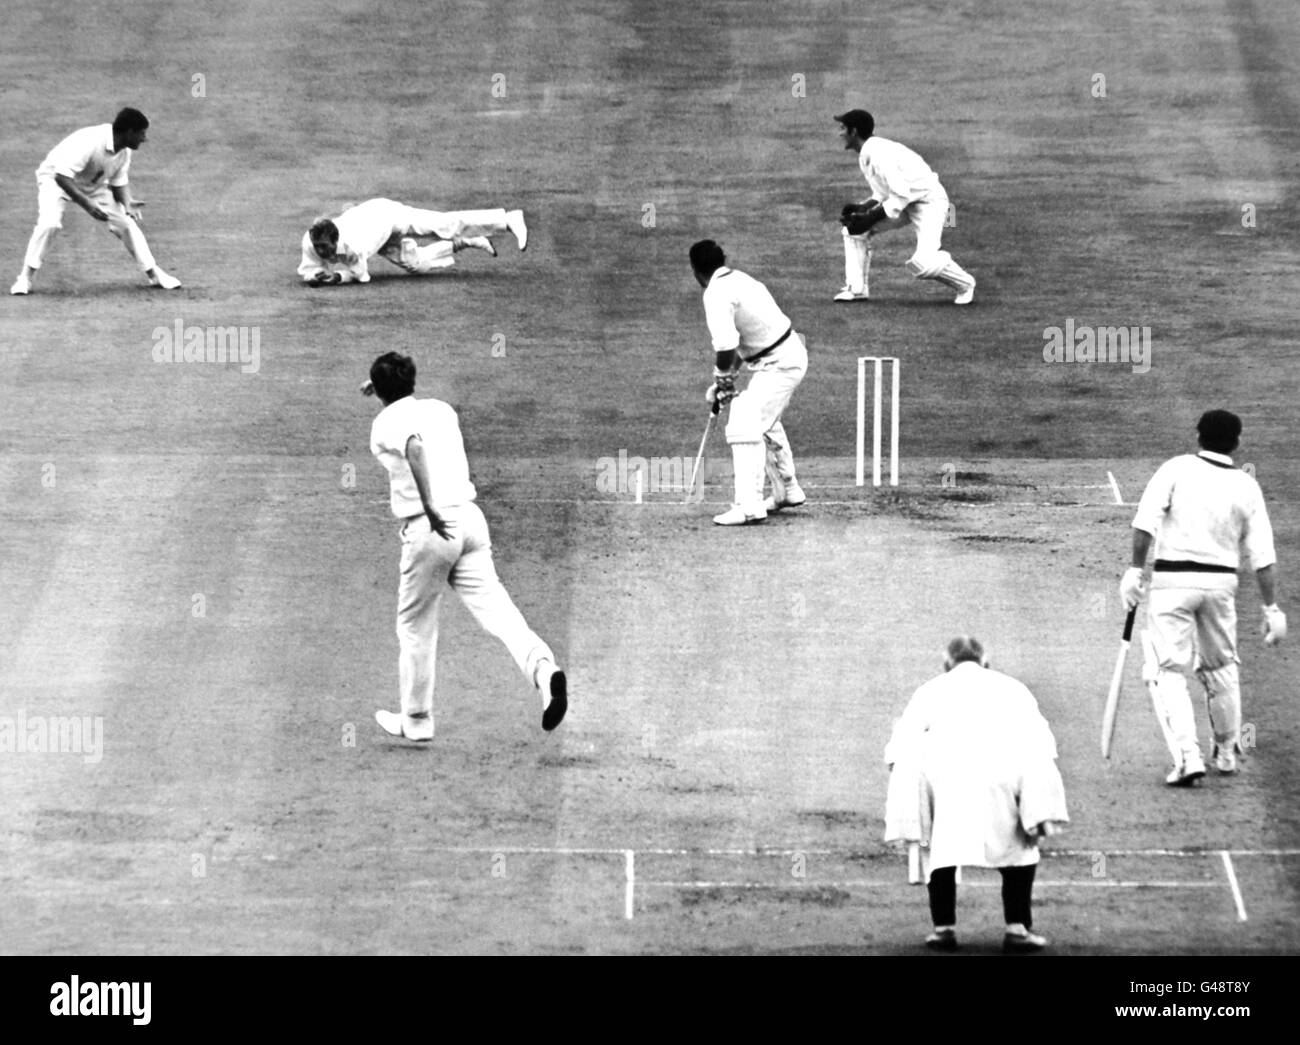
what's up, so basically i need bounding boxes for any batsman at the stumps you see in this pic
[689,240,807,526]
[1121,409,1285,786]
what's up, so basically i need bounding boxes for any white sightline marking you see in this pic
[634,469,643,505]
[1107,471,1124,505]
[625,849,635,920]
[1220,850,1248,922]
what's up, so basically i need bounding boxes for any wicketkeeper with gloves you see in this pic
[689,239,807,526]
[1121,409,1285,786]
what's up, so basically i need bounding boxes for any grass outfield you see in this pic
[0,0,1297,958]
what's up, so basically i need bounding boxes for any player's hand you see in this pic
[308,271,341,286]
[1262,604,1287,646]
[427,511,454,540]
[707,374,737,409]
[1119,567,1145,610]
[125,201,145,224]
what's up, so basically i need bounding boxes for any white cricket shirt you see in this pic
[299,199,409,282]
[857,136,943,219]
[701,267,791,358]
[36,124,132,192]
[1132,451,1276,570]
[370,396,477,517]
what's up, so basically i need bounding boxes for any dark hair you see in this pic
[370,352,417,402]
[309,218,339,247]
[689,239,726,276]
[835,109,874,139]
[946,635,985,666]
[1196,409,1242,454]
[112,107,149,133]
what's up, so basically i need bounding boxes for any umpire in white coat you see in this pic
[885,636,1068,953]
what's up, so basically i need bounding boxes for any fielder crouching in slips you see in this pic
[689,239,807,526]
[364,352,566,742]
[884,636,1069,953]
[1121,409,1285,786]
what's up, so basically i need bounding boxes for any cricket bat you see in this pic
[684,404,719,504]
[1101,607,1138,759]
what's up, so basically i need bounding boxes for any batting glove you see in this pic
[1119,567,1146,610]
[1262,604,1287,646]
[706,374,737,409]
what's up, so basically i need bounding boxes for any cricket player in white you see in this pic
[884,636,1068,952]
[690,240,807,526]
[300,198,528,285]
[1122,409,1285,785]
[364,352,567,741]
[833,109,974,305]
[10,108,181,295]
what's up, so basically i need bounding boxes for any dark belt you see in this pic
[1153,559,1237,574]
[744,326,792,363]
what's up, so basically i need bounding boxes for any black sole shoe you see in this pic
[543,670,567,731]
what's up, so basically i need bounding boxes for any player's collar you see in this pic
[1196,450,1235,468]
[709,267,733,285]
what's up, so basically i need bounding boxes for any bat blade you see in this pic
[1101,607,1138,759]
[684,409,717,504]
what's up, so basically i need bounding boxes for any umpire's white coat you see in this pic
[884,662,1068,879]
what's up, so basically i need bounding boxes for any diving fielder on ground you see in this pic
[833,109,974,305]
[689,240,807,526]
[1120,409,1286,786]
[300,198,528,285]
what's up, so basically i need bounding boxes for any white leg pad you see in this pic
[1196,662,1242,746]
[729,441,766,512]
[841,227,870,293]
[1148,667,1201,765]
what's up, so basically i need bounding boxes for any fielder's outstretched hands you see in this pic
[1262,604,1287,646]
[308,270,342,286]
[1119,567,1146,610]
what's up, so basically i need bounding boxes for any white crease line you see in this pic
[1220,850,1248,922]
[1107,471,1125,505]
[638,880,1224,890]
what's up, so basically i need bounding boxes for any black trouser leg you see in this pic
[927,865,958,925]
[999,864,1037,928]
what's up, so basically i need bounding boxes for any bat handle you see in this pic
[1122,606,1137,642]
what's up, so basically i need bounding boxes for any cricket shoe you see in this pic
[457,235,497,257]
[1165,757,1206,787]
[10,274,31,295]
[763,482,807,513]
[924,927,958,952]
[712,504,767,526]
[1003,926,1047,953]
[148,267,182,290]
[506,210,528,251]
[374,709,435,742]
[953,278,976,306]
[833,286,869,302]
[542,668,568,732]
[1212,742,1241,775]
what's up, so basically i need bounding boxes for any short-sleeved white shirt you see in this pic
[701,267,791,358]
[857,136,944,219]
[370,396,478,517]
[1132,451,1276,570]
[37,124,131,192]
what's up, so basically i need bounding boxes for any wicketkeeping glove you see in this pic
[841,201,887,236]
[1262,604,1287,646]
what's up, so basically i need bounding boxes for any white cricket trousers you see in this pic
[378,203,511,273]
[396,503,554,719]
[23,177,157,272]
[724,333,808,510]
